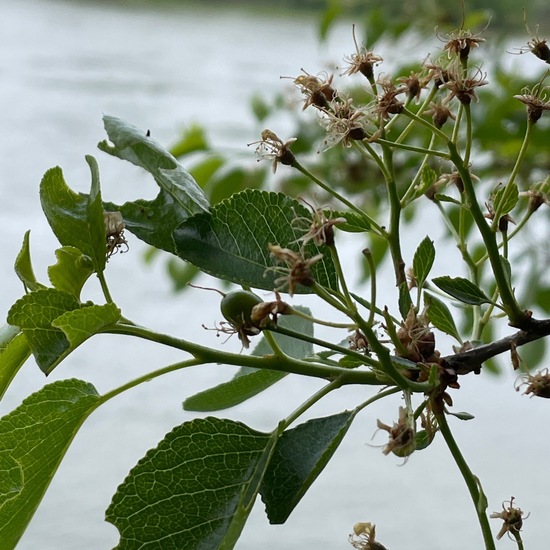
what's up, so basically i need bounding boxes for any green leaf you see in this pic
[173,189,337,293]
[99,115,209,216]
[7,289,81,373]
[0,379,100,548]
[14,231,44,292]
[433,193,462,205]
[398,281,413,318]
[432,276,492,305]
[0,326,31,400]
[52,303,121,349]
[418,164,437,197]
[260,411,355,524]
[106,417,277,550]
[412,236,435,288]
[47,246,94,298]
[424,293,461,342]
[184,307,314,412]
[318,1,341,41]
[492,182,519,227]
[169,124,209,158]
[332,210,371,233]
[39,160,106,273]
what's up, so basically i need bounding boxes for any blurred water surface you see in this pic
[1,1,548,549]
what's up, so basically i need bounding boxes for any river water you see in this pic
[1,1,548,549]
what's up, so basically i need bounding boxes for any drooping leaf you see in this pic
[47,246,94,298]
[412,236,435,288]
[98,115,209,216]
[106,417,277,550]
[52,303,121,349]
[0,379,100,548]
[424,293,461,342]
[39,158,106,273]
[183,307,314,412]
[432,276,492,305]
[260,411,356,524]
[7,289,81,373]
[173,189,337,293]
[0,326,30,400]
[14,231,44,292]
[85,155,107,274]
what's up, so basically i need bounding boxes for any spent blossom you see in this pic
[341,25,383,80]
[248,129,296,173]
[292,69,337,110]
[318,97,371,150]
[267,244,323,296]
[514,79,550,123]
[442,66,488,105]
[437,26,487,60]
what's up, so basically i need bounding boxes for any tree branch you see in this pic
[442,318,550,374]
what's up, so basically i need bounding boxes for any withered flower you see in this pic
[512,12,550,63]
[438,27,486,61]
[342,25,383,80]
[318,97,372,150]
[396,307,436,363]
[396,71,427,102]
[348,522,389,550]
[424,59,452,88]
[293,201,346,247]
[491,497,528,540]
[250,291,293,328]
[376,406,416,458]
[248,129,297,173]
[514,81,550,123]
[376,75,404,119]
[267,244,323,296]
[424,99,456,128]
[520,181,550,212]
[516,368,550,398]
[292,69,337,110]
[104,211,128,260]
[442,67,488,105]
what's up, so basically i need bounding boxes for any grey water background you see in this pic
[1,1,548,548]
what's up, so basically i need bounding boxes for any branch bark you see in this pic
[442,318,550,374]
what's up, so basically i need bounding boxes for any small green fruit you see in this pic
[220,290,262,329]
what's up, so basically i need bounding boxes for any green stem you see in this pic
[363,248,377,326]
[329,246,355,309]
[289,307,355,329]
[447,142,527,327]
[436,412,496,550]
[97,271,114,304]
[506,119,534,188]
[375,138,450,159]
[99,357,203,405]
[400,133,438,207]
[382,145,408,289]
[291,160,384,235]
[271,324,379,369]
[402,107,451,143]
[354,140,392,182]
[511,529,525,550]
[280,377,344,431]
[106,321,382,385]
